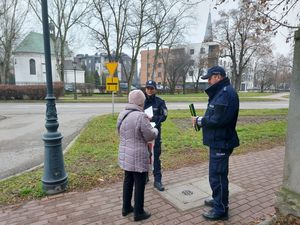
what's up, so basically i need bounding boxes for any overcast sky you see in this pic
[189,1,297,56]
[23,1,298,57]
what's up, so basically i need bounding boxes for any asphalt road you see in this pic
[0,100,289,180]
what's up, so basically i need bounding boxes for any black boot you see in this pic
[204,199,214,207]
[154,181,165,191]
[122,206,134,216]
[202,209,228,221]
[134,211,151,221]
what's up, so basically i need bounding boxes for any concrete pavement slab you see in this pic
[157,175,243,211]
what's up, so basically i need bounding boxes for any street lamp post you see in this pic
[72,61,77,100]
[41,0,68,194]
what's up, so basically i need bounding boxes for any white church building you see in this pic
[13,32,84,84]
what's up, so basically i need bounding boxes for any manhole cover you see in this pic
[182,190,193,196]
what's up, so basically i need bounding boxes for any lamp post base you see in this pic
[42,176,68,195]
[42,98,68,195]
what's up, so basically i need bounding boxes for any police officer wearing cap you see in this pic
[191,65,239,220]
[144,80,168,191]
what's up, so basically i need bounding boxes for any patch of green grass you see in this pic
[56,92,282,103]
[0,92,283,103]
[0,109,287,206]
[239,108,288,116]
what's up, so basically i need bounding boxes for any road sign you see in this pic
[105,62,118,76]
[106,77,119,92]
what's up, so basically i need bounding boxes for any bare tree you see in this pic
[252,48,292,92]
[147,0,194,80]
[86,0,128,62]
[252,43,272,88]
[0,0,28,84]
[255,57,275,92]
[29,0,90,83]
[214,0,299,40]
[215,2,272,91]
[166,48,192,94]
[160,19,186,92]
[123,0,153,94]
[274,54,292,91]
[193,52,208,92]
[250,0,299,31]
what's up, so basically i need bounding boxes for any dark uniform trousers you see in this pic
[153,134,162,183]
[209,147,233,214]
[123,171,147,215]
[144,94,167,184]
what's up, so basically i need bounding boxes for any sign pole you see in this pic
[105,61,119,117]
[112,91,115,116]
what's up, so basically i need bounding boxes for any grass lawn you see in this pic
[58,92,283,103]
[0,108,288,206]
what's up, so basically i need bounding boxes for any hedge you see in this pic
[0,82,64,100]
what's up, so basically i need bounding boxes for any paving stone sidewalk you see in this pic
[0,147,284,225]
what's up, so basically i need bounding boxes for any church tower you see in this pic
[201,11,219,67]
[203,11,213,42]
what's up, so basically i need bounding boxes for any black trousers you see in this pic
[209,147,233,214]
[123,170,147,215]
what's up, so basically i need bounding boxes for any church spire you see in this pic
[203,11,213,42]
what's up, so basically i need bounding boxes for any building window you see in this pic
[190,49,194,55]
[29,59,36,75]
[158,72,162,77]
[189,70,194,76]
[200,47,205,54]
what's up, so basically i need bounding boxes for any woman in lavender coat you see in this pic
[117,90,158,222]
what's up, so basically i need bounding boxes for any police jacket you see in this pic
[144,94,167,132]
[200,77,239,150]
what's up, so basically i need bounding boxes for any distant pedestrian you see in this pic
[191,66,239,221]
[117,90,158,222]
[144,80,168,191]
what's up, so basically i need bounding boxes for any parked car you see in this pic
[64,84,74,92]
[156,84,169,90]
[120,83,137,91]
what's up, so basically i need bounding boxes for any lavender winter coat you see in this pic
[117,103,158,172]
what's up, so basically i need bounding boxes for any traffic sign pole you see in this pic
[112,92,115,116]
[105,62,119,117]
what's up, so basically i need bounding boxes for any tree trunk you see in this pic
[234,73,241,91]
[275,27,300,223]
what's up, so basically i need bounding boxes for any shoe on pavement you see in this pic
[202,209,228,221]
[154,181,165,191]
[134,211,151,221]
[204,199,214,207]
[122,206,134,216]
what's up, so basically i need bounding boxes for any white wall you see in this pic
[64,70,85,83]
[14,53,60,84]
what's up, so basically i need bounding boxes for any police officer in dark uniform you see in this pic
[192,66,239,220]
[144,80,168,191]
